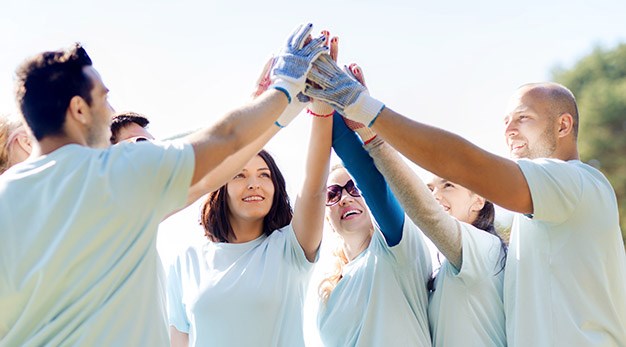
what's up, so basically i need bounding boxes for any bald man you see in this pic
[307,70,626,346]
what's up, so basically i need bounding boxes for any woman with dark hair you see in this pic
[331,64,507,347]
[167,116,331,346]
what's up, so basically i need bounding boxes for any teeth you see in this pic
[243,196,263,202]
[342,210,360,219]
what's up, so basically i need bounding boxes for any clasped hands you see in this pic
[253,23,385,131]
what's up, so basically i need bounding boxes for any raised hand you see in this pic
[342,64,378,144]
[251,56,277,99]
[270,23,327,105]
[304,54,384,127]
[307,31,338,118]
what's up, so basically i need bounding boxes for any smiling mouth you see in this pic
[243,196,264,202]
[342,209,362,220]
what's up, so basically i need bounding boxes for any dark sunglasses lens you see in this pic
[326,186,341,206]
[135,137,148,142]
[345,180,361,197]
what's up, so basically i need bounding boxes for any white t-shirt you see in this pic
[317,216,432,347]
[428,223,506,347]
[0,141,194,346]
[167,224,315,347]
[506,159,626,346]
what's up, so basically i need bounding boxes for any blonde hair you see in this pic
[318,163,351,302]
[0,115,25,174]
[318,240,349,303]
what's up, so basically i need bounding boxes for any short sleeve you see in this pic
[386,216,433,283]
[280,224,317,272]
[167,256,190,334]
[517,158,583,224]
[108,140,195,219]
[453,224,504,287]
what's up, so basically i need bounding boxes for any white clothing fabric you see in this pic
[428,223,506,347]
[167,224,315,347]
[317,215,432,347]
[505,159,626,346]
[0,141,194,346]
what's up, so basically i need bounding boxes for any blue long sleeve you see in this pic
[331,112,404,247]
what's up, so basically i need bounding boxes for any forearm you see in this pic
[372,107,532,213]
[186,89,288,190]
[332,113,404,246]
[293,116,332,261]
[366,139,462,268]
[185,125,281,207]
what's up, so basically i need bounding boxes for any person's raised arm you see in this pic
[332,112,404,247]
[371,109,532,214]
[305,56,532,213]
[184,23,327,196]
[291,114,332,262]
[365,137,463,268]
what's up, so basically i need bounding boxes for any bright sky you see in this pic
[2,1,625,342]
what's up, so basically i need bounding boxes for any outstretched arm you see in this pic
[292,115,332,261]
[305,55,531,213]
[371,109,532,214]
[365,137,463,268]
[183,23,326,197]
[332,112,405,247]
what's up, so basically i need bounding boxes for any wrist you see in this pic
[271,78,301,104]
[343,94,385,127]
[355,127,378,144]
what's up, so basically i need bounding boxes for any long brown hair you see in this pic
[200,150,292,243]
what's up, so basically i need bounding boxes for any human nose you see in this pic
[337,188,354,206]
[505,119,518,138]
[431,187,442,201]
[247,177,260,189]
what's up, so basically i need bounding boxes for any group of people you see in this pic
[1,22,625,347]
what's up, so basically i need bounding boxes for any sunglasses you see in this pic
[326,179,361,206]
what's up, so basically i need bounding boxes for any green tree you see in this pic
[553,43,626,245]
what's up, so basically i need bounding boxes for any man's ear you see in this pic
[557,113,574,138]
[67,95,89,125]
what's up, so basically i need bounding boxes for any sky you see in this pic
[2,1,625,342]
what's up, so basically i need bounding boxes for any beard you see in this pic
[526,125,558,159]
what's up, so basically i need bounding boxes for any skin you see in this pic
[225,155,276,243]
[427,176,485,225]
[114,122,155,143]
[6,127,33,167]
[326,168,374,261]
[371,83,578,214]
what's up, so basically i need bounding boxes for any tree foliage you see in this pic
[553,43,626,245]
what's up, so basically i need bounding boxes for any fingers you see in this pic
[289,23,314,49]
[329,36,339,62]
[349,63,366,87]
[252,56,276,98]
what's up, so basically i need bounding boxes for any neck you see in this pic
[228,216,265,243]
[33,136,83,156]
[341,228,373,261]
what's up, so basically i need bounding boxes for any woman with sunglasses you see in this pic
[316,120,432,344]
[331,64,507,346]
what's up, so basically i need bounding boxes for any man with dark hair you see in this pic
[306,55,626,346]
[110,111,154,144]
[0,23,326,346]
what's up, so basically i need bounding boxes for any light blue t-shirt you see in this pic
[506,159,626,346]
[0,141,194,346]
[167,224,315,346]
[428,223,506,347]
[317,215,432,347]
